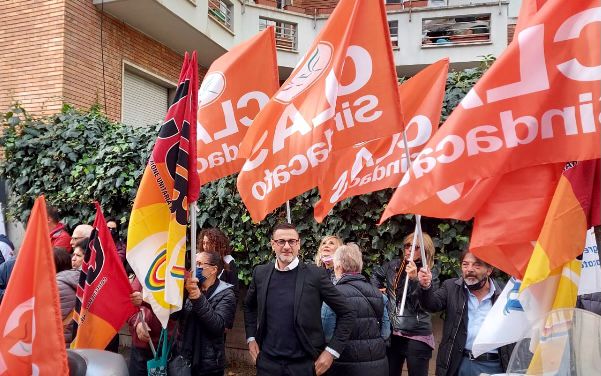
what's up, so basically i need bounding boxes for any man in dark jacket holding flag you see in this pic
[417,251,513,376]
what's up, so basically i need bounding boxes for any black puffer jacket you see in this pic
[371,258,440,335]
[329,274,388,376]
[417,277,514,376]
[177,279,236,375]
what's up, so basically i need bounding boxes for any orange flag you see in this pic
[196,27,279,185]
[381,0,600,225]
[71,202,137,349]
[314,59,449,222]
[237,0,402,222]
[0,196,68,375]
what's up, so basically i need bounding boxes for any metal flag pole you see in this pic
[397,128,429,316]
[286,200,292,224]
[398,228,420,316]
[138,309,156,357]
[190,202,198,276]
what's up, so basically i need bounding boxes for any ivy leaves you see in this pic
[0,104,157,229]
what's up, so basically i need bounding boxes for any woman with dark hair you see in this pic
[371,232,439,376]
[106,217,126,264]
[197,228,239,300]
[171,251,237,376]
[54,246,79,346]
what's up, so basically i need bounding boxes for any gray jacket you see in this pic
[56,269,80,344]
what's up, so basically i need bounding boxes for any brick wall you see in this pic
[1,0,207,121]
[507,23,516,44]
[295,0,339,14]
[63,0,205,122]
[0,0,66,114]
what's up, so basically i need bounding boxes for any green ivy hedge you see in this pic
[1,58,494,284]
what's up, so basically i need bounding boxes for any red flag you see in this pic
[71,202,137,349]
[380,0,600,225]
[196,27,279,185]
[237,0,403,222]
[0,196,69,375]
[314,59,449,222]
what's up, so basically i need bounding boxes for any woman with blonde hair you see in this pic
[314,235,343,280]
[371,232,438,376]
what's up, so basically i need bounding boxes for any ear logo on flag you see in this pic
[199,72,226,107]
[276,43,333,103]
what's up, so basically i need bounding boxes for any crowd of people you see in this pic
[0,208,546,376]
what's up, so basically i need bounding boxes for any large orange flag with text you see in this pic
[314,59,449,222]
[196,27,279,185]
[381,0,600,225]
[237,0,402,222]
[0,196,68,375]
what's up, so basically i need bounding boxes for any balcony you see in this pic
[94,0,510,78]
[259,18,298,51]
[208,0,233,31]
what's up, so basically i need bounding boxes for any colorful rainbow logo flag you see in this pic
[127,52,199,327]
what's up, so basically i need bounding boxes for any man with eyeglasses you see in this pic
[244,222,355,376]
[417,250,513,376]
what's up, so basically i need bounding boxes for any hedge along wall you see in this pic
[0,58,494,284]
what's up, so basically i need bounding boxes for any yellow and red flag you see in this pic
[314,59,448,222]
[521,160,601,290]
[0,196,68,375]
[71,202,137,349]
[127,52,199,327]
[237,0,402,222]
[196,27,279,185]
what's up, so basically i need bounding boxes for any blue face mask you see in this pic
[196,267,206,283]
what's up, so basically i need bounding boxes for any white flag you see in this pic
[472,277,530,357]
[578,228,601,295]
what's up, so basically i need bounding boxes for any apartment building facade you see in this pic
[1,0,522,125]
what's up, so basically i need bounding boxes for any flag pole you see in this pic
[190,202,197,276]
[397,129,429,316]
[286,200,292,224]
[398,228,419,316]
[139,310,156,357]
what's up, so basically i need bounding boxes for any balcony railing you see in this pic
[208,0,233,30]
[259,18,298,51]
[422,14,491,46]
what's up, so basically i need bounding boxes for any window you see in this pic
[208,0,233,30]
[122,69,173,128]
[422,14,491,46]
[260,18,298,51]
[388,20,399,49]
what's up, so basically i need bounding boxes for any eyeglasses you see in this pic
[273,239,299,247]
[403,243,420,250]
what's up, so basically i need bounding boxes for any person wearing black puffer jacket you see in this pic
[371,232,439,376]
[325,243,388,376]
[174,250,237,376]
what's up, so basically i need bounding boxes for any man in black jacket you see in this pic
[244,223,356,376]
[417,251,513,376]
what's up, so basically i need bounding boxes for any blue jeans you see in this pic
[458,355,503,376]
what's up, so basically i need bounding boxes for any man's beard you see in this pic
[277,253,295,264]
[464,274,488,291]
